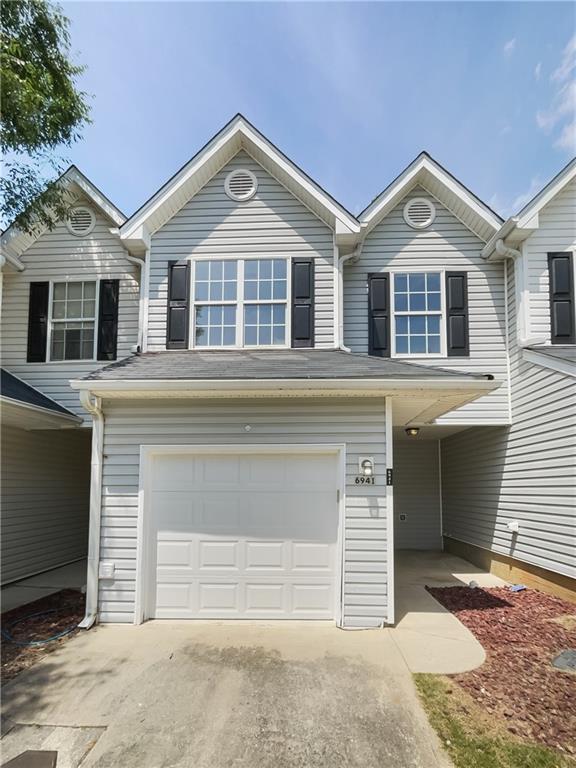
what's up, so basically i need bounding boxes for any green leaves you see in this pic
[1,0,91,233]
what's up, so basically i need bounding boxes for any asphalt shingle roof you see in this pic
[1,368,78,417]
[526,345,576,363]
[84,349,493,382]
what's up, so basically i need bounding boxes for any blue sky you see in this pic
[60,1,576,220]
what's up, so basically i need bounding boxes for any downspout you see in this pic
[124,253,145,351]
[78,391,104,629]
[338,241,364,352]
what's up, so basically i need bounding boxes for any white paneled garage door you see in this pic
[148,449,340,620]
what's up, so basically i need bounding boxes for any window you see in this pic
[393,272,443,355]
[50,281,97,361]
[193,258,288,348]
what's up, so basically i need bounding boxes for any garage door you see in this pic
[148,450,340,619]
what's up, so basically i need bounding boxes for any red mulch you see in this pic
[427,586,576,755]
[1,589,85,683]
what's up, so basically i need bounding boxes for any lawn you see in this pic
[415,585,576,768]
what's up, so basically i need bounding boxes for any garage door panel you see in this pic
[150,452,339,620]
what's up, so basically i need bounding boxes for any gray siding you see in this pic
[1,425,91,584]
[0,200,140,421]
[344,186,509,425]
[394,439,441,550]
[146,151,335,350]
[98,398,388,627]
[525,178,576,342]
[441,263,576,579]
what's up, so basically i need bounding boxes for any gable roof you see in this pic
[0,165,126,263]
[482,156,576,259]
[119,114,361,253]
[359,152,503,243]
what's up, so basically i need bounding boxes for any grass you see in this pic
[414,673,573,768]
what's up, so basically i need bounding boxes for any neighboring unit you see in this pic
[1,115,574,626]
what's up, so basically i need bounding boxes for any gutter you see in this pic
[78,391,104,629]
[338,241,364,351]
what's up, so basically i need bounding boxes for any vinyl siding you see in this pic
[441,263,576,579]
[344,186,509,425]
[146,151,335,351]
[525,178,576,342]
[0,200,140,421]
[394,439,441,550]
[1,425,91,584]
[98,398,388,627]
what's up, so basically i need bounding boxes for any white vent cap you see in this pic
[67,205,96,236]
[403,197,436,229]
[225,169,258,201]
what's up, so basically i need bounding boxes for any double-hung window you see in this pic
[393,272,443,355]
[193,258,288,347]
[50,281,97,361]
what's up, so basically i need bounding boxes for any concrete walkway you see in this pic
[1,561,87,613]
[2,621,453,768]
[390,551,507,674]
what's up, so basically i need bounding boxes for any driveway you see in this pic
[1,621,452,768]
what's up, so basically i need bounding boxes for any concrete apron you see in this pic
[2,621,453,768]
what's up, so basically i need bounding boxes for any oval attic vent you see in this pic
[67,206,95,236]
[403,198,436,229]
[225,169,258,201]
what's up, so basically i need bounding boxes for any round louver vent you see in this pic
[225,169,258,201]
[403,198,436,229]
[67,206,95,236]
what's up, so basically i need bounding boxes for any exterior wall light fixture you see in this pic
[405,427,420,437]
[359,457,375,476]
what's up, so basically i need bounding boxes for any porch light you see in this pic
[405,427,420,437]
[359,457,374,477]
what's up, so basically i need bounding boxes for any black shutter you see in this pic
[446,272,469,357]
[548,252,575,344]
[368,273,390,357]
[291,257,314,348]
[166,261,190,349]
[26,282,49,362]
[97,280,120,361]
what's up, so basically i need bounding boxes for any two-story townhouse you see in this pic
[0,167,142,584]
[2,115,573,630]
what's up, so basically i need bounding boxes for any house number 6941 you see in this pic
[354,476,375,485]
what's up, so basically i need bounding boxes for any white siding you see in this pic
[525,178,576,342]
[98,398,388,627]
[394,439,441,550]
[344,186,509,425]
[1,425,91,584]
[0,200,140,420]
[441,264,576,579]
[146,151,335,351]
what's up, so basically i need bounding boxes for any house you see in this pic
[1,116,574,628]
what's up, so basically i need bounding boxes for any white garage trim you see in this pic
[385,398,395,625]
[135,443,346,625]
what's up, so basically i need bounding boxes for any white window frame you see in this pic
[390,268,446,358]
[189,255,292,349]
[46,279,100,363]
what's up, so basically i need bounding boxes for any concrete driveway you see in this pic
[1,621,452,768]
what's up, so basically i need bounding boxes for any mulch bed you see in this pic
[1,589,85,683]
[427,586,576,756]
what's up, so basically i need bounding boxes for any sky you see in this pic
[59,1,576,221]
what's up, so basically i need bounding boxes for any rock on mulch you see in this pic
[1,589,85,683]
[427,585,576,755]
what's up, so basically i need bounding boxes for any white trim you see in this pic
[522,348,576,378]
[516,157,576,229]
[438,438,443,551]
[385,398,394,626]
[390,268,447,358]
[135,443,346,625]
[189,256,291,350]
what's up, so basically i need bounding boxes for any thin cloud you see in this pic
[534,62,542,81]
[491,176,543,218]
[503,38,516,57]
[536,35,576,153]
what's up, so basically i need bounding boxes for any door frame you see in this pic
[135,443,347,625]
